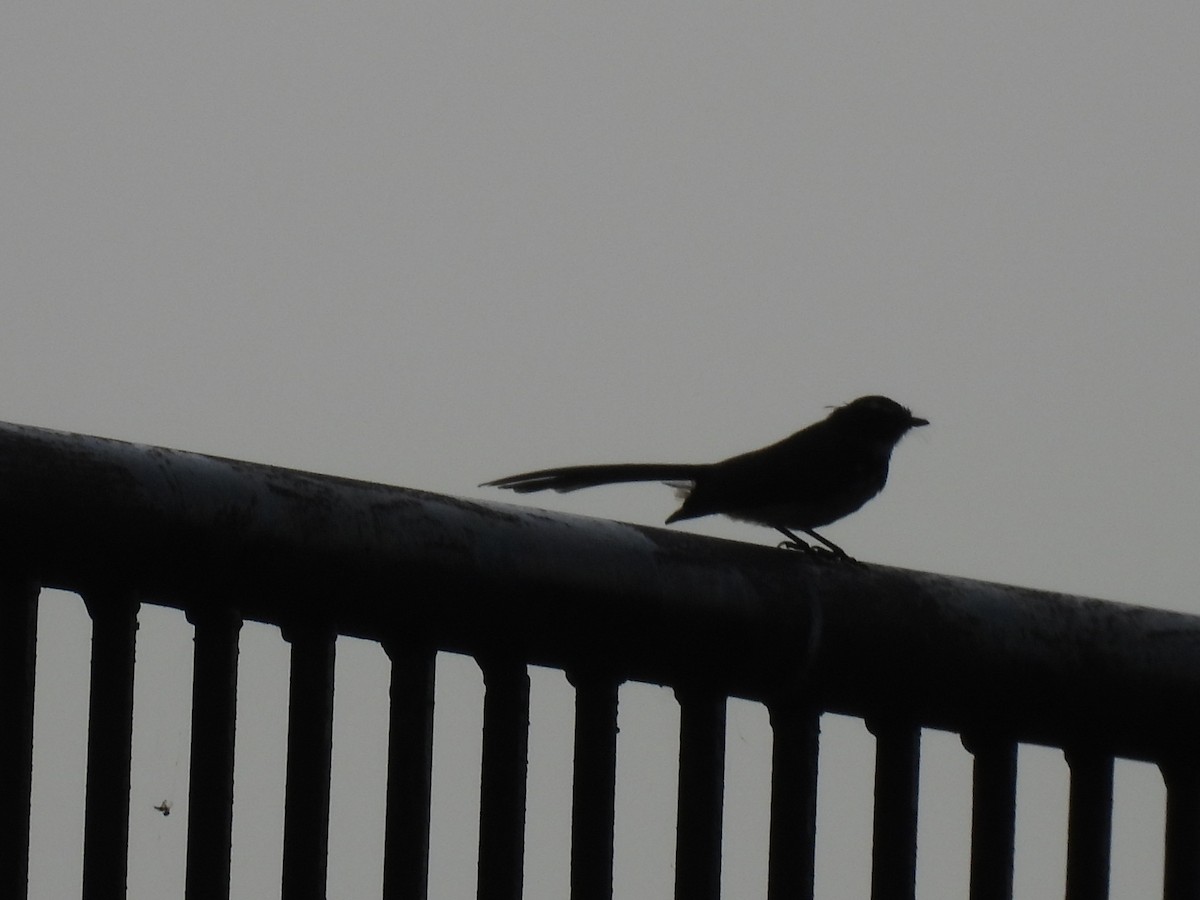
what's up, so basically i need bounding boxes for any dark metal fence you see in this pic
[1,421,1198,899]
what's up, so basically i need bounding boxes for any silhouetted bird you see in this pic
[483,395,928,558]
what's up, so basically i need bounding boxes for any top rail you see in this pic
[0,420,1197,761]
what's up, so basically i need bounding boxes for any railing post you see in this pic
[867,718,921,900]
[476,657,530,900]
[184,605,242,900]
[673,688,726,900]
[280,624,337,900]
[1161,760,1200,900]
[381,641,436,900]
[1064,749,1113,900]
[963,735,1017,900]
[0,576,38,900]
[81,589,140,900]
[566,671,619,900]
[766,700,820,900]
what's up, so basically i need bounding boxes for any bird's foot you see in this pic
[777,539,812,552]
[776,538,858,563]
[815,545,861,565]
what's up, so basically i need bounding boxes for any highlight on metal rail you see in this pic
[1,420,1198,899]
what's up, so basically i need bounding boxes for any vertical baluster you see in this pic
[280,625,337,900]
[81,590,139,900]
[867,718,920,900]
[1162,761,1200,900]
[963,736,1017,900]
[0,576,38,900]
[766,700,820,900]
[1064,750,1113,900]
[477,658,530,900]
[674,689,726,900]
[184,606,242,900]
[567,671,619,900]
[381,642,436,900]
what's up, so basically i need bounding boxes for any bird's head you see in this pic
[829,395,929,444]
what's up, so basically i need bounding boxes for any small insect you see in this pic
[153,800,172,817]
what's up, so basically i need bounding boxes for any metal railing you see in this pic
[1,420,1198,899]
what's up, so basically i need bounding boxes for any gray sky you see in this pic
[4,2,1198,898]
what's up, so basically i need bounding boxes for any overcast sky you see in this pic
[4,2,1198,898]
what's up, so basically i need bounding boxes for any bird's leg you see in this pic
[775,527,814,552]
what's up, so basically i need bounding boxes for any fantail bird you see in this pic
[483,395,928,558]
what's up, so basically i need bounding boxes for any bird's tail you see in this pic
[482,463,705,494]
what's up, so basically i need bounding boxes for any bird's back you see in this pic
[667,417,892,529]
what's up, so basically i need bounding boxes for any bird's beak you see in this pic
[910,416,930,428]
